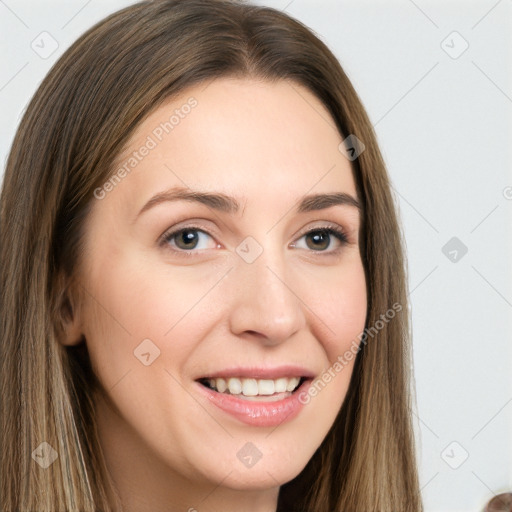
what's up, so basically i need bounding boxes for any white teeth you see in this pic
[242,378,258,396]
[216,378,227,393]
[274,377,288,393]
[258,379,275,395]
[205,376,303,396]
[227,377,242,395]
[286,377,300,392]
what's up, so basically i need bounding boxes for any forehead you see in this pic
[106,77,358,213]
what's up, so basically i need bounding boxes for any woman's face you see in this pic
[70,77,367,505]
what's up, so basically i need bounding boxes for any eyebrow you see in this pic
[136,186,361,220]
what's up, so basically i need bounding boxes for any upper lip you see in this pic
[195,365,316,380]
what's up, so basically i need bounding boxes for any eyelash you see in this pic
[160,223,349,258]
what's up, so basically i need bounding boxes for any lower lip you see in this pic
[195,379,311,427]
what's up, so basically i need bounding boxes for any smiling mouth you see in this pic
[197,376,306,401]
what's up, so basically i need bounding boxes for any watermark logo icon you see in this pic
[442,237,468,263]
[441,31,469,60]
[237,442,263,468]
[32,441,58,469]
[134,338,161,366]
[236,236,263,264]
[31,32,59,59]
[339,134,365,161]
[441,441,469,469]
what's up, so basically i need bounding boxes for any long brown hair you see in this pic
[0,1,422,510]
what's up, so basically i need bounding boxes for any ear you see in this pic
[55,271,85,346]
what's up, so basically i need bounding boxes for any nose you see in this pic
[227,243,307,347]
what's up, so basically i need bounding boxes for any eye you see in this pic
[292,226,348,253]
[161,227,218,253]
[160,223,349,257]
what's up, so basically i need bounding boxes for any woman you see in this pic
[0,0,422,510]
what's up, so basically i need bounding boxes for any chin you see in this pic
[195,446,312,492]
[217,463,306,491]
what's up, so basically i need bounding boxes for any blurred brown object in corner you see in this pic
[485,493,512,512]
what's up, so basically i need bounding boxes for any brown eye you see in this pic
[294,227,348,253]
[174,229,200,250]
[305,230,331,251]
[162,227,217,252]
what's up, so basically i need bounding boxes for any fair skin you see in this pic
[62,78,367,512]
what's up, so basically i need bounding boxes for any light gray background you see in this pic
[1,1,511,511]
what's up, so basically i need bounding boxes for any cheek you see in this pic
[80,253,227,389]
[294,258,367,410]
[309,258,367,361]
[311,263,366,397]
